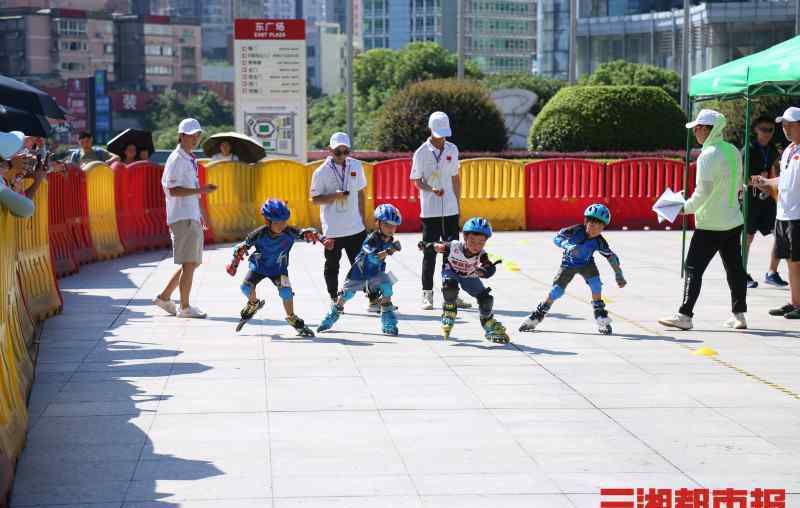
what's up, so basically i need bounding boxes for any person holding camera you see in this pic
[310,132,371,305]
[745,115,786,288]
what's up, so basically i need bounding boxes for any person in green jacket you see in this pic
[659,109,748,331]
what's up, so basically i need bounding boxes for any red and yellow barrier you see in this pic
[83,162,124,260]
[459,158,526,231]
[203,160,261,242]
[0,208,35,484]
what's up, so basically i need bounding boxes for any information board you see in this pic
[234,19,307,162]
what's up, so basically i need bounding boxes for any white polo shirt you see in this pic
[161,146,202,225]
[777,143,800,221]
[410,139,460,218]
[310,156,367,238]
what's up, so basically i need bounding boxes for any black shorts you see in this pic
[243,270,285,289]
[553,260,600,288]
[774,220,800,262]
[746,193,777,236]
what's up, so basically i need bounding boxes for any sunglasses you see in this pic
[757,126,774,133]
[333,148,350,156]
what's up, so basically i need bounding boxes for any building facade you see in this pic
[0,8,116,80]
[115,14,201,90]
[360,0,534,74]
[574,0,797,79]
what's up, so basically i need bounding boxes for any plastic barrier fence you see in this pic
[258,159,316,230]
[459,159,526,230]
[114,161,170,252]
[83,162,125,260]
[525,159,608,230]
[15,179,62,320]
[372,159,420,233]
[0,209,34,479]
[48,170,77,278]
[203,160,261,242]
[606,158,695,230]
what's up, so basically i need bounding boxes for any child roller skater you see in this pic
[226,198,319,335]
[518,204,626,335]
[317,204,403,335]
[420,217,508,344]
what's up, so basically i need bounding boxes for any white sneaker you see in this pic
[455,296,472,309]
[421,290,434,310]
[177,305,207,319]
[153,296,177,316]
[658,313,693,330]
[724,313,747,329]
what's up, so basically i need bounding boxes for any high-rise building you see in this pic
[115,14,201,90]
[573,0,797,79]
[0,7,116,80]
[264,0,295,18]
[360,0,534,74]
[465,0,536,74]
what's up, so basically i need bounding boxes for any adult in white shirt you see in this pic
[410,111,470,310]
[753,106,800,319]
[153,118,218,318]
[0,130,35,218]
[310,132,373,305]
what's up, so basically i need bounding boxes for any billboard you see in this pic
[234,19,307,162]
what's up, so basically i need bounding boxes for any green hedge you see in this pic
[372,79,507,152]
[529,86,687,152]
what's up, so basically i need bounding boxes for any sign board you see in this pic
[234,19,307,162]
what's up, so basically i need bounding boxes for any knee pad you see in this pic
[278,286,293,301]
[476,288,493,319]
[548,284,565,301]
[341,290,356,302]
[240,282,254,298]
[442,278,459,302]
[379,282,393,298]
[586,276,602,294]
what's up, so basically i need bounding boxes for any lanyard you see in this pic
[328,158,347,192]
[756,144,770,170]
[432,148,444,168]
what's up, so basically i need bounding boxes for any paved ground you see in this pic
[11,230,800,508]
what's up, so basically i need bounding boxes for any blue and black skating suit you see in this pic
[549,224,623,297]
[341,231,398,298]
[239,225,309,300]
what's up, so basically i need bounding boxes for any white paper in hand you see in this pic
[652,187,686,223]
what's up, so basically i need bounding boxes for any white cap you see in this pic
[685,109,722,128]
[0,131,25,160]
[178,118,202,135]
[428,111,452,138]
[329,132,351,149]
[776,107,800,124]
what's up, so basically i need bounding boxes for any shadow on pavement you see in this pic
[14,253,224,506]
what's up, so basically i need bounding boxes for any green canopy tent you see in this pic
[682,35,800,275]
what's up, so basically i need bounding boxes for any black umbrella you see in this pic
[0,104,51,137]
[106,129,155,159]
[202,132,266,164]
[0,75,65,120]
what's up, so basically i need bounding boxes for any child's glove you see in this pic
[476,264,497,278]
[615,271,627,288]
[389,240,401,253]
[226,243,248,276]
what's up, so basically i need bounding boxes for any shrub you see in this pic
[529,86,687,152]
[372,79,507,152]
[580,60,681,103]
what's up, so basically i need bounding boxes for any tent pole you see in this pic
[681,99,694,279]
[741,96,752,271]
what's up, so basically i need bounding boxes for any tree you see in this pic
[481,73,566,116]
[529,86,686,152]
[580,60,681,103]
[373,79,507,152]
[698,96,795,147]
[144,89,232,134]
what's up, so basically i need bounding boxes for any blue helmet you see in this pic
[463,217,492,238]
[260,198,291,222]
[584,203,611,225]
[373,204,402,225]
